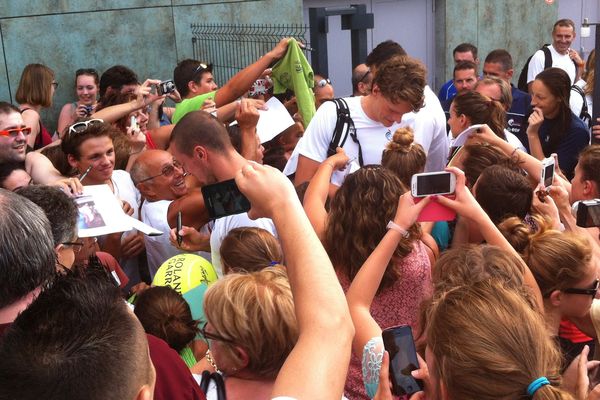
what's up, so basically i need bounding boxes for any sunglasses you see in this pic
[0,126,31,138]
[199,321,234,344]
[192,63,211,81]
[137,159,184,184]
[358,69,371,83]
[67,119,104,138]
[317,78,332,87]
[563,278,600,297]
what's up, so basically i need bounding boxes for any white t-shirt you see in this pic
[505,129,526,152]
[283,96,402,176]
[111,169,142,285]
[210,213,277,277]
[399,85,449,172]
[140,199,211,279]
[570,79,593,120]
[527,44,576,84]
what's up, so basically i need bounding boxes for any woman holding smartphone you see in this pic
[57,68,100,136]
[527,67,589,179]
[304,149,433,399]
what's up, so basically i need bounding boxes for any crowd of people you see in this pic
[2,16,600,400]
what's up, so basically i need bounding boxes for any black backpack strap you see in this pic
[542,45,552,70]
[571,84,591,127]
[327,98,350,158]
[199,371,227,400]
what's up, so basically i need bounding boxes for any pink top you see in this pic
[339,240,432,400]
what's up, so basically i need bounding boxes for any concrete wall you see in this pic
[435,0,559,90]
[0,0,302,133]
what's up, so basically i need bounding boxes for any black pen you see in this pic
[79,165,93,183]
[176,211,183,247]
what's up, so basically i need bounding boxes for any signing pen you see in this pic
[79,165,93,183]
[176,211,183,247]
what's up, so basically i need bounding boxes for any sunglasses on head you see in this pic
[76,68,99,77]
[358,69,371,83]
[317,78,331,88]
[0,126,31,138]
[563,278,600,297]
[192,63,211,80]
[67,119,104,138]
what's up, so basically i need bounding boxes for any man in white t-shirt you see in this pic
[168,111,276,276]
[130,149,212,278]
[285,53,427,184]
[526,18,583,92]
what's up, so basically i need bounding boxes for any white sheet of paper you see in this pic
[256,97,295,144]
[450,124,484,148]
[76,184,162,238]
[330,160,361,187]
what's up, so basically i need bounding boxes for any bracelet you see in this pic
[387,221,410,238]
[510,147,519,157]
[323,162,336,169]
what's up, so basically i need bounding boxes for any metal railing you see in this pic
[191,23,310,84]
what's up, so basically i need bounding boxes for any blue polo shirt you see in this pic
[507,85,531,145]
[438,79,457,102]
[528,112,590,180]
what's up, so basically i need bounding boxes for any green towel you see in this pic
[180,346,197,368]
[271,38,316,128]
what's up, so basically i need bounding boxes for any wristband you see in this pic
[387,221,410,238]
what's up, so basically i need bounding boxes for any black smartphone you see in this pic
[381,325,423,396]
[201,179,251,220]
[576,199,600,227]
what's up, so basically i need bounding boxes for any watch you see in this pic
[386,221,410,238]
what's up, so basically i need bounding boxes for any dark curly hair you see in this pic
[325,165,421,291]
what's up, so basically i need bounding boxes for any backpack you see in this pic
[517,44,578,92]
[571,84,592,128]
[327,98,365,166]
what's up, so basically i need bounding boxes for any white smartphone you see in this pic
[540,157,555,189]
[130,115,139,132]
[411,171,456,197]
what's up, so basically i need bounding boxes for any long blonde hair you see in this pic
[426,281,572,400]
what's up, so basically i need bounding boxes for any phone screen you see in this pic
[201,179,251,220]
[543,163,554,188]
[382,325,423,396]
[416,173,451,196]
[577,201,600,228]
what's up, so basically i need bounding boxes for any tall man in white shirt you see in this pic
[526,18,584,93]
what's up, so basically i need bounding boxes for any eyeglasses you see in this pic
[52,81,59,89]
[61,240,85,253]
[317,78,332,87]
[67,119,104,138]
[199,321,234,344]
[0,126,31,138]
[192,63,211,81]
[358,69,371,83]
[563,279,599,297]
[137,159,184,184]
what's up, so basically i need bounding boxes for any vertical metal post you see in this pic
[592,24,600,143]
[309,7,329,76]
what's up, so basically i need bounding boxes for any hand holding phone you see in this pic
[201,178,251,220]
[541,157,555,190]
[382,325,423,396]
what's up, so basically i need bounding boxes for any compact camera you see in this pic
[573,199,600,228]
[157,80,176,95]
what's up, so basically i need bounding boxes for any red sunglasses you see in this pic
[0,126,31,138]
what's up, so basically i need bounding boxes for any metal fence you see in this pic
[191,23,310,85]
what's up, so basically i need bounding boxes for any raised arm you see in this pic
[347,193,430,357]
[91,79,163,124]
[214,38,291,107]
[235,163,354,400]
[436,167,544,309]
[303,148,348,240]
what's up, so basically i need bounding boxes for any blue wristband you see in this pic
[527,376,550,397]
